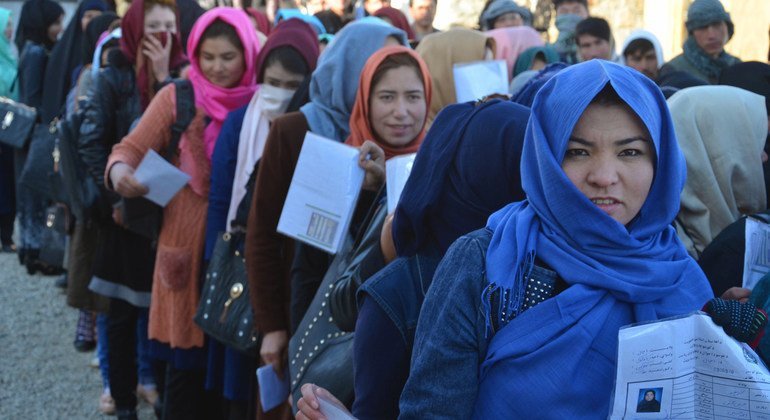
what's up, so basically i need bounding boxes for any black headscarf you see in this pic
[176,0,205,54]
[40,0,107,123]
[82,11,119,66]
[657,70,708,99]
[719,62,770,116]
[392,99,529,257]
[14,0,64,51]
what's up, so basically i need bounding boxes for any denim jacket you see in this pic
[398,228,561,419]
[359,248,442,351]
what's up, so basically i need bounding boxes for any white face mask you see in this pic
[257,84,297,120]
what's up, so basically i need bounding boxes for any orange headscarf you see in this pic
[346,46,433,159]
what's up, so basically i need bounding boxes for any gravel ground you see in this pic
[0,251,154,419]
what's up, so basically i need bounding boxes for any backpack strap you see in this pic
[165,79,196,160]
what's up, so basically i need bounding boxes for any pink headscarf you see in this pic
[186,7,260,159]
[485,26,544,81]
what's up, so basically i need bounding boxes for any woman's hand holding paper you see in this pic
[358,140,385,191]
[110,162,149,198]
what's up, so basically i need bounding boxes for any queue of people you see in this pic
[0,0,768,419]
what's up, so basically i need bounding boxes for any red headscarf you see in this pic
[374,7,415,40]
[246,7,272,36]
[346,46,432,159]
[187,8,260,159]
[254,18,319,84]
[120,0,188,110]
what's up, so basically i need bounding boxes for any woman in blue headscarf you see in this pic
[398,60,714,418]
[295,98,529,419]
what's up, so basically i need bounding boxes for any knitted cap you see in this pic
[481,0,533,30]
[686,0,734,40]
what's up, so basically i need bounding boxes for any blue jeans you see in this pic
[136,309,155,387]
[96,314,110,390]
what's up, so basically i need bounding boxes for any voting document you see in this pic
[132,149,190,207]
[256,365,289,412]
[277,132,365,254]
[743,217,770,290]
[453,60,509,103]
[386,153,416,214]
[610,312,770,419]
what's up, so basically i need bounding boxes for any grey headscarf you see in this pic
[480,0,532,30]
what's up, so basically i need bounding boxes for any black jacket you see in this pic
[78,49,141,202]
[76,49,155,300]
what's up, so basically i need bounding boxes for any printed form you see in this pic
[743,217,770,290]
[610,312,770,419]
[277,132,364,254]
[386,153,416,214]
[453,60,509,103]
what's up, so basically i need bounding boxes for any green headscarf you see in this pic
[513,45,560,77]
[0,8,18,100]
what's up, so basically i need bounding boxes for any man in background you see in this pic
[410,0,438,42]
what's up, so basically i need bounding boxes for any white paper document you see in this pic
[277,132,364,254]
[386,153,416,214]
[132,149,190,207]
[743,217,770,290]
[453,60,509,103]
[610,312,770,420]
[317,395,357,420]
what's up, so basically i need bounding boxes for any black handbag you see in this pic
[289,197,389,411]
[120,80,195,241]
[45,202,73,234]
[0,96,37,149]
[194,231,260,354]
[38,204,69,268]
[18,120,59,201]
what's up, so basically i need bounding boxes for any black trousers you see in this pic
[107,298,140,411]
[162,365,222,420]
[0,212,13,245]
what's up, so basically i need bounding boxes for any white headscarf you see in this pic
[620,29,665,68]
[669,85,768,258]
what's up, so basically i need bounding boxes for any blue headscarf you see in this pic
[300,21,407,141]
[274,9,327,35]
[393,99,528,257]
[511,62,567,107]
[474,60,712,417]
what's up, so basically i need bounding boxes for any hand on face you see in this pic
[143,32,173,82]
[561,101,654,226]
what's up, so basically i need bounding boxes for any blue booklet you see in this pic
[256,365,289,412]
